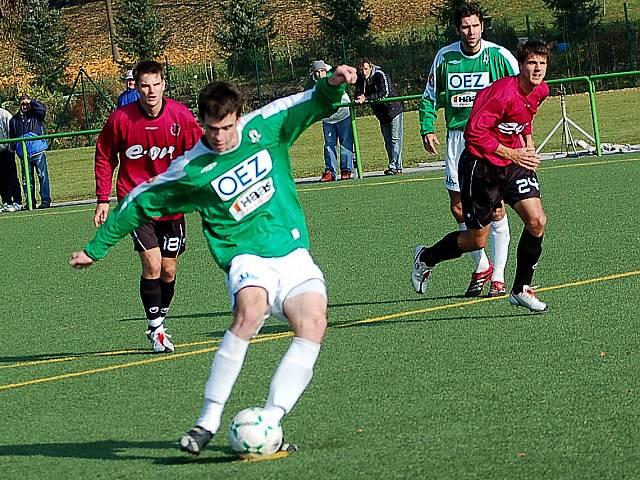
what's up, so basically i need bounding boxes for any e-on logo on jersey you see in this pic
[447,72,490,90]
[497,122,528,135]
[125,144,176,161]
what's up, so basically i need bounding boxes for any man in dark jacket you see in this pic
[9,94,51,209]
[355,59,404,175]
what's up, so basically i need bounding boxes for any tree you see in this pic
[0,0,26,42]
[543,0,601,42]
[115,0,171,64]
[314,0,373,61]
[18,0,70,91]
[104,0,122,63]
[216,0,275,74]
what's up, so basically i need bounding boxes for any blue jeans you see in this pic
[379,113,404,171]
[323,117,354,175]
[21,152,51,207]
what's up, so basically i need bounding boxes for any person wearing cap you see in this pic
[117,69,140,108]
[311,60,354,182]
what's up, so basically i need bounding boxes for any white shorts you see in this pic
[225,248,327,320]
[444,129,465,192]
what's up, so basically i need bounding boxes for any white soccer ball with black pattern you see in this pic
[228,407,283,457]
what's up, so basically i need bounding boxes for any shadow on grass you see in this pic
[1,297,530,363]
[332,311,539,329]
[0,439,236,464]
[0,350,153,364]
[119,310,230,322]
[119,294,467,323]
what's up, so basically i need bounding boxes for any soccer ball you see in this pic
[228,407,283,457]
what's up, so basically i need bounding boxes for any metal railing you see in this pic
[0,129,100,210]
[1,70,638,208]
[340,70,640,178]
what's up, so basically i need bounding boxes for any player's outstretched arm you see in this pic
[328,65,357,87]
[70,250,94,269]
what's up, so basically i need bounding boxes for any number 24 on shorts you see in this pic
[516,177,540,194]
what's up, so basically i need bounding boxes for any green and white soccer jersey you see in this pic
[418,40,519,135]
[84,78,345,271]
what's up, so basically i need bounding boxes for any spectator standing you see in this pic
[354,59,404,175]
[117,69,140,108]
[0,105,23,212]
[9,94,51,209]
[311,60,355,182]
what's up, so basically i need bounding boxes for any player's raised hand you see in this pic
[328,65,357,86]
[511,147,541,170]
[94,203,110,227]
[423,133,440,155]
[70,250,94,269]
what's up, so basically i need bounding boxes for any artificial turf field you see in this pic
[1,154,639,479]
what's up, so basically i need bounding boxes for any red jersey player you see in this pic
[94,60,203,352]
[412,40,551,312]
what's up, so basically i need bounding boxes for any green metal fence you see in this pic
[1,70,638,207]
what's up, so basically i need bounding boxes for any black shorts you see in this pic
[459,149,541,229]
[131,218,186,258]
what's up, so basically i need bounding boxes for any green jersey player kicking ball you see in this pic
[71,64,358,455]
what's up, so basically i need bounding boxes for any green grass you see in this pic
[45,87,640,202]
[1,153,639,479]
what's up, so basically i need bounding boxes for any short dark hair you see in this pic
[198,82,243,122]
[359,58,372,69]
[517,40,549,63]
[134,60,164,82]
[454,2,484,29]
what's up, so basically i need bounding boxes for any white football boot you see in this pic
[508,285,548,312]
[411,245,434,294]
[146,323,175,353]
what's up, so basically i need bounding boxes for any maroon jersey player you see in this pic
[94,60,203,352]
[411,40,551,312]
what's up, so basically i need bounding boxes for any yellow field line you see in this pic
[0,333,265,370]
[1,270,638,392]
[335,269,640,328]
[0,356,78,370]
[0,331,292,392]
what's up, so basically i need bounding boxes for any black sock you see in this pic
[160,278,176,318]
[513,229,543,294]
[420,231,464,266]
[140,277,162,322]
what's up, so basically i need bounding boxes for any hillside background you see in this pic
[2,0,638,84]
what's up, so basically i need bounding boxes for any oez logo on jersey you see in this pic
[447,72,490,90]
[211,150,275,220]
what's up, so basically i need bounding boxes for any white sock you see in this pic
[264,337,321,418]
[147,316,164,329]
[197,330,249,433]
[459,222,490,273]
[490,216,510,283]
